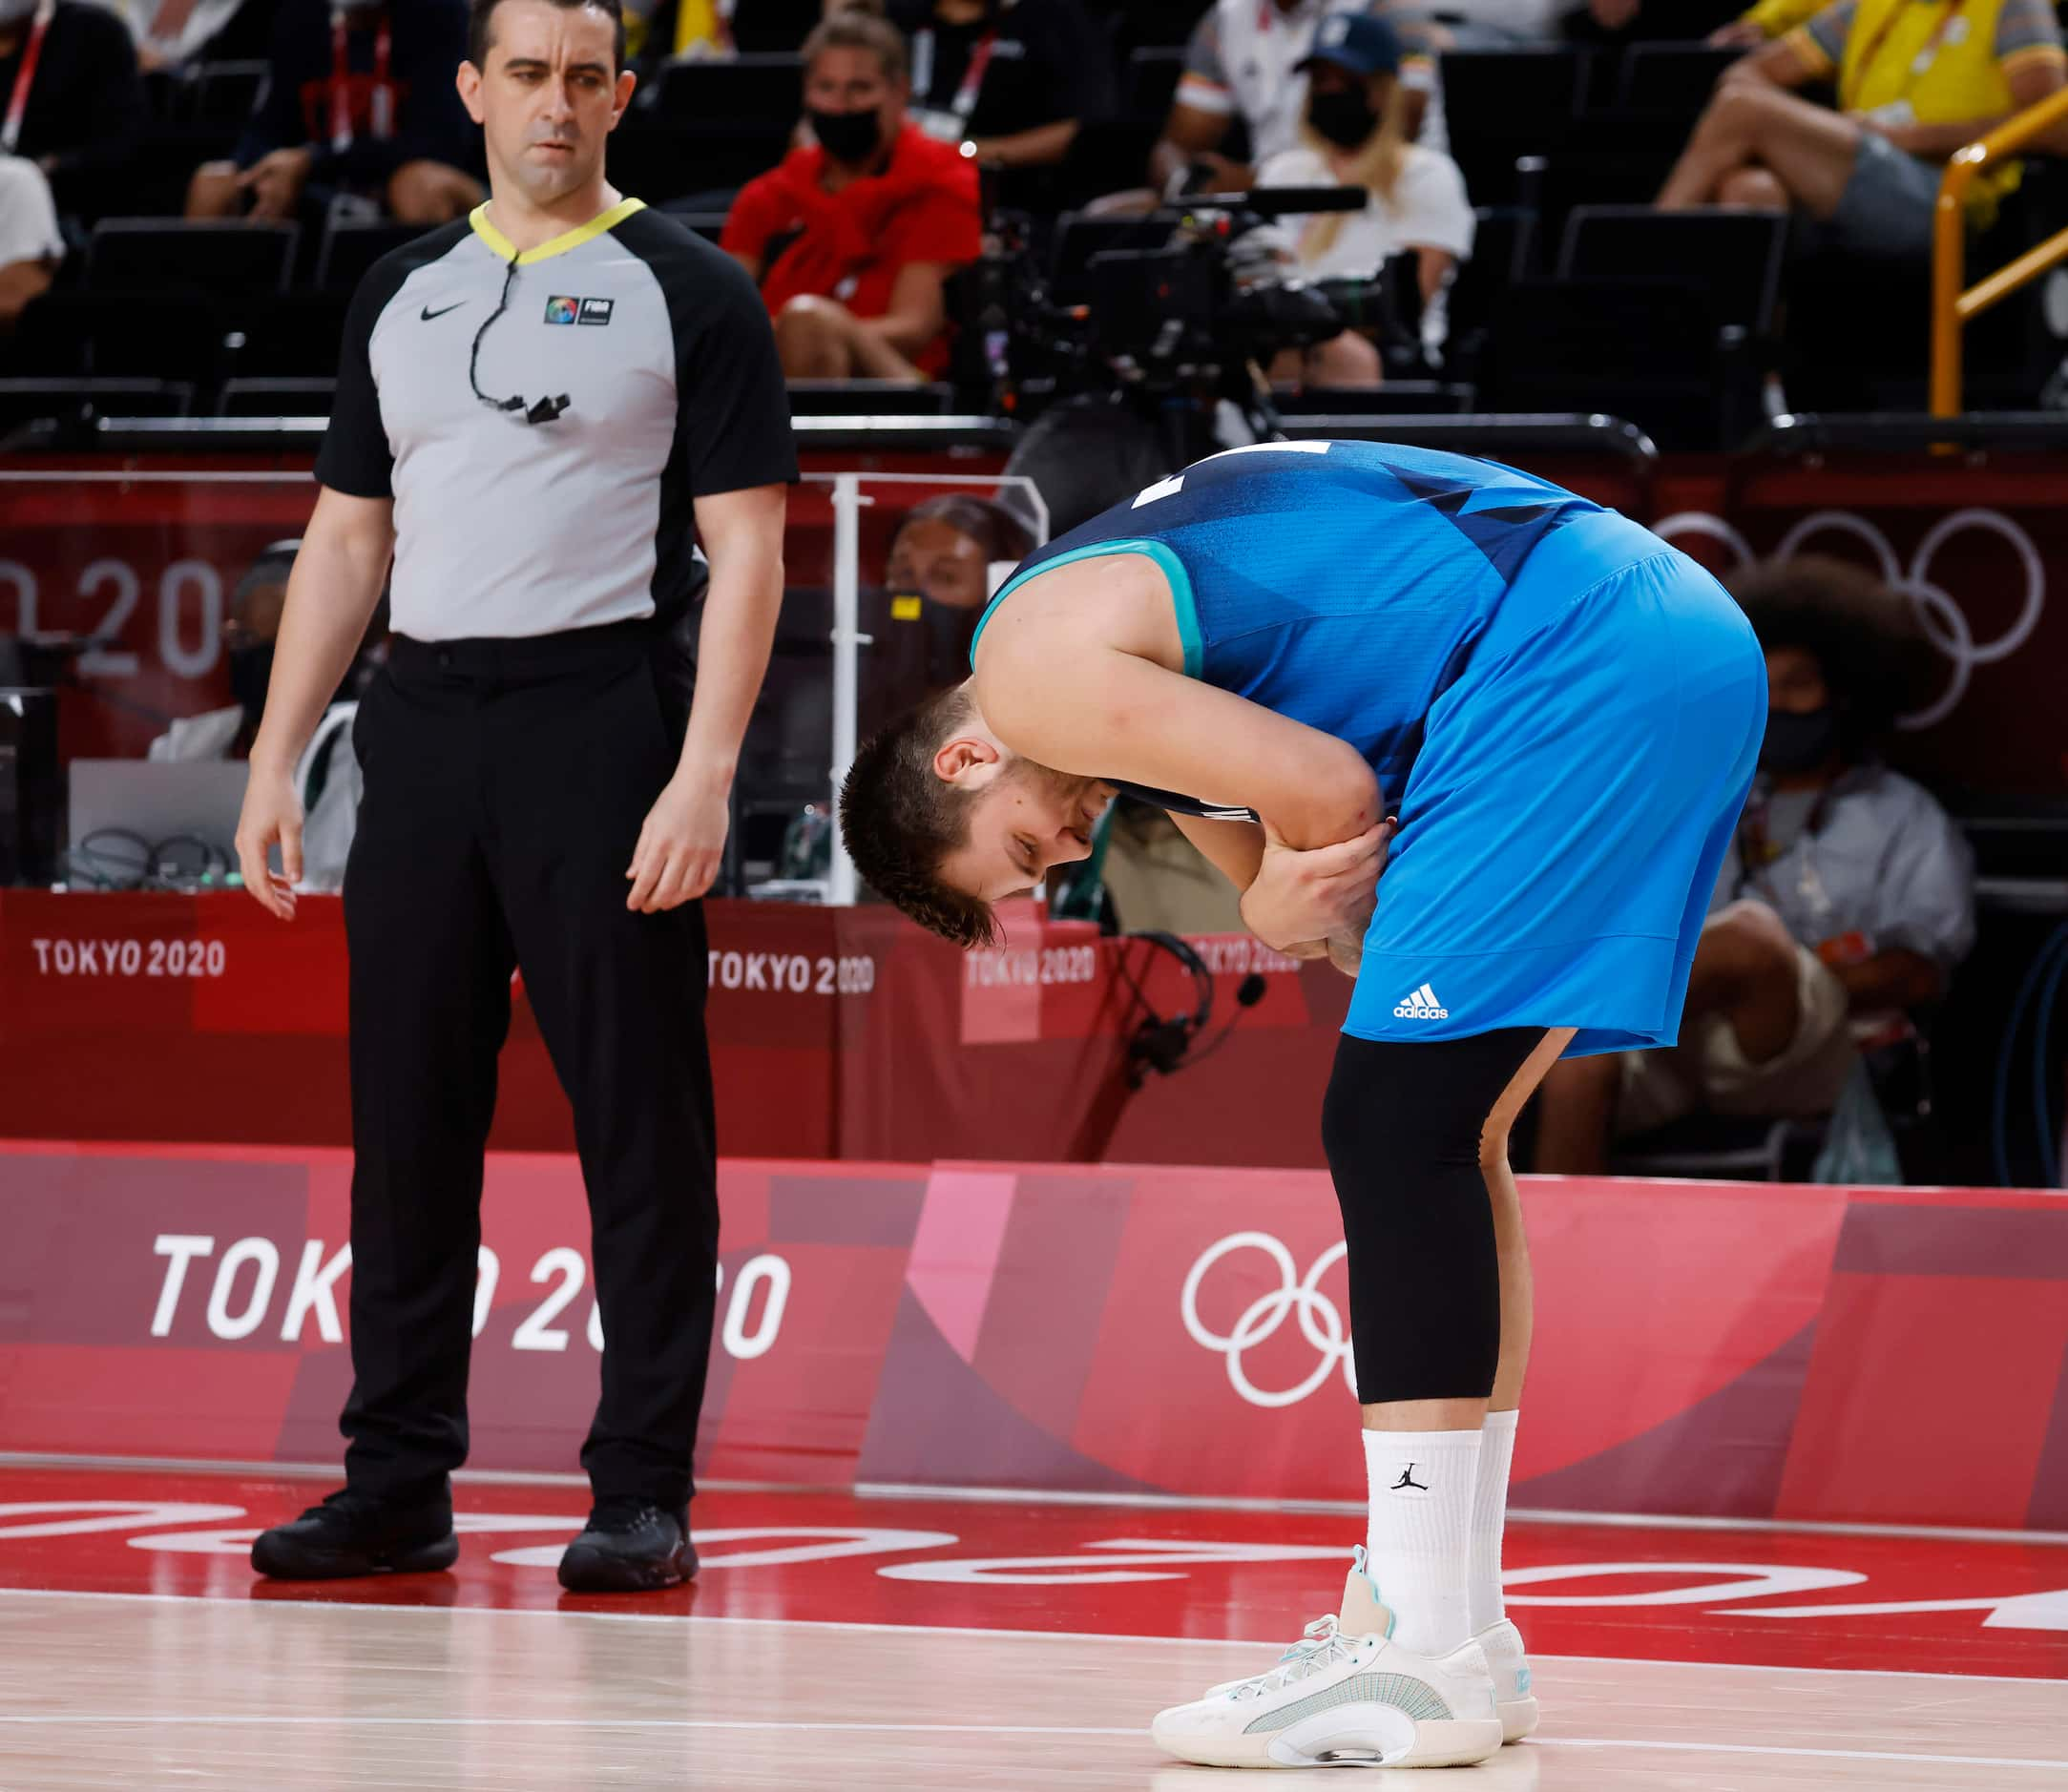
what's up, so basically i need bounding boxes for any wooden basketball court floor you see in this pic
[1,1463,2064,1789]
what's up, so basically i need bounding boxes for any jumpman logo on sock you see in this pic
[1392,1465,1429,1492]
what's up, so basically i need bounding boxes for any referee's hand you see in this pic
[235,763,304,922]
[626,774,729,912]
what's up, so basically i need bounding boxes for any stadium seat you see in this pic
[1615,41,1743,116]
[1559,205,1786,335]
[1442,206,1537,372]
[1125,46,1185,121]
[216,377,337,418]
[609,122,792,208]
[1477,275,1755,450]
[726,0,821,54]
[190,60,269,126]
[315,218,434,291]
[1439,50,1591,209]
[87,220,299,296]
[8,291,222,385]
[227,292,349,379]
[648,54,803,126]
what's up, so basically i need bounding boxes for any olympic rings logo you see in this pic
[1180,1231,1357,1408]
[1653,508,2045,731]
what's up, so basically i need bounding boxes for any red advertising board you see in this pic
[4,1144,2065,1531]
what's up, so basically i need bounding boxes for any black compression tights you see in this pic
[1321,1029,1549,1407]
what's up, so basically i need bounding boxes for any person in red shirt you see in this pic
[721,12,980,383]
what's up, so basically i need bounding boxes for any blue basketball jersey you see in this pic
[974,440,1604,802]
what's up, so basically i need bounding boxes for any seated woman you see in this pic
[1658,0,2067,260]
[1252,13,1474,389]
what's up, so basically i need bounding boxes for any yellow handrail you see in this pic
[1931,85,2068,417]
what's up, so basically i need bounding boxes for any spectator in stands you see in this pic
[886,492,1033,616]
[183,0,485,227]
[146,541,375,893]
[0,0,146,198]
[1152,0,1395,194]
[94,0,279,71]
[1533,555,1975,1174]
[0,156,62,331]
[722,12,981,383]
[888,0,1114,207]
[1657,0,2068,258]
[871,492,1034,717]
[1254,13,1473,386]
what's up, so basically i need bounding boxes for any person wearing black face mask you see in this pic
[721,11,982,384]
[145,542,382,894]
[1251,13,1474,390]
[1534,553,1975,1175]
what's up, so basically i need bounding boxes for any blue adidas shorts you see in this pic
[1345,510,1766,1058]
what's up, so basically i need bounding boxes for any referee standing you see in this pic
[234,0,794,1592]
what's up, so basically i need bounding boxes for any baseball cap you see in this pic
[1296,11,1403,77]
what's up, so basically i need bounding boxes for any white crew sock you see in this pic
[1469,1407,1518,1635]
[1360,1427,1481,1657]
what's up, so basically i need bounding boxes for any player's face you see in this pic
[933,740,1117,903]
[461,0,635,205]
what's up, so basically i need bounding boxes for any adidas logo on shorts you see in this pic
[1393,983,1449,1020]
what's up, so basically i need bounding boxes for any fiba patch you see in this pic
[544,295,616,326]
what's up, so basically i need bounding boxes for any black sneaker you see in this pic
[555,1499,696,1594]
[250,1488,458,1581]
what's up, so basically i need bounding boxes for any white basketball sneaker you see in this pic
[1150,1549,1504,1770]
[1474,1618,1539,1741]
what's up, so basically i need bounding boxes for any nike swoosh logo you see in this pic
[420,302,465,322]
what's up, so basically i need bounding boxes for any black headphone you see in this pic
[1119,929,1268,1086]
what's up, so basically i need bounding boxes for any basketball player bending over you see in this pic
[839,440,1766,1770]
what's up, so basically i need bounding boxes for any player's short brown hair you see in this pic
[801,10,909,84]
[469,0,626,75]
[838,685,998,948]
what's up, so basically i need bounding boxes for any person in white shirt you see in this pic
[1256,11,1473,386]
[1149,0,1454,193]
[0,154,63,330]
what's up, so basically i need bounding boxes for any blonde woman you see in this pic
[1257,12,1474,388]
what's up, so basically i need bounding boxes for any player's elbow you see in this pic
[1281,741,1383,848]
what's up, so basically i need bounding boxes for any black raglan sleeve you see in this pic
[314,256,407,498]
[618,208,799,497]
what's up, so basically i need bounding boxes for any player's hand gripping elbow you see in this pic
[1238,817,1393,955]
[235,762,305,922]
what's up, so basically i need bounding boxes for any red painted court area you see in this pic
[4,1465,2064,1681]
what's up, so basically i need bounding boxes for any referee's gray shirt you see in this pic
[316,198,797,641]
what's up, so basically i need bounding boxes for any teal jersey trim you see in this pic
[968,538,1202,679]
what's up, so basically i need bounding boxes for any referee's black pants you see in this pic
[339,619,718,1514]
